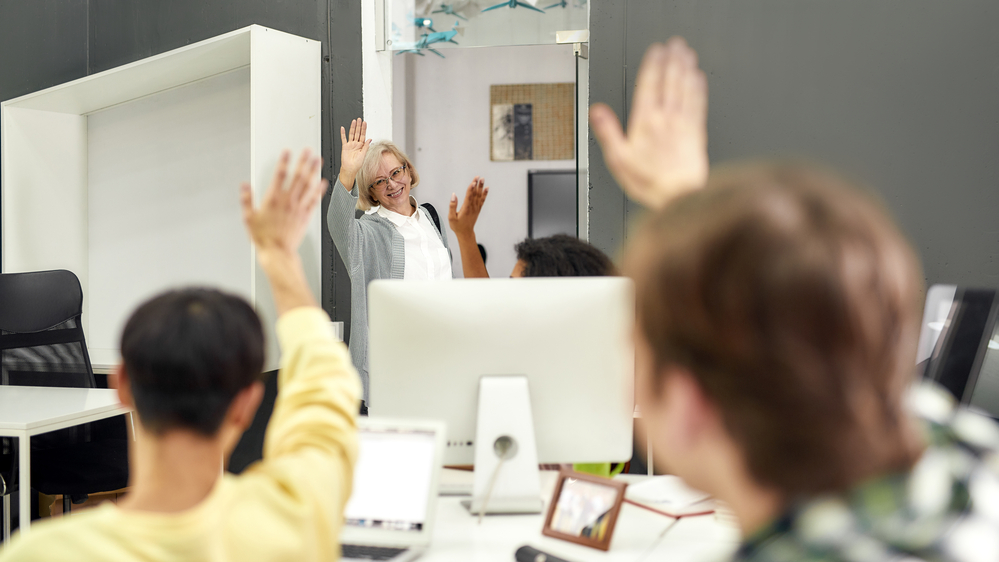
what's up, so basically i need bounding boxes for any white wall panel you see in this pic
[86,68,251,365]
[249,27,321,367]
[1,108,90,322]
[362,0,393,141]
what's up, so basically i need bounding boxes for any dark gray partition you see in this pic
[589,1,999,287]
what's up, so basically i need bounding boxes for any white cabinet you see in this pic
[1,25,321,370]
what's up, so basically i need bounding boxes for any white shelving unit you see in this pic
[1,25,321,370]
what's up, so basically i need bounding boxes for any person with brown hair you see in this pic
[590,37,999,562]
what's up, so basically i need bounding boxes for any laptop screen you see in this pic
[344,427,437,532]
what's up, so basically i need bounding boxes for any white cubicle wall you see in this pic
[1,25,320,371]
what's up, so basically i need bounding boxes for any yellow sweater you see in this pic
[0,307,361,562]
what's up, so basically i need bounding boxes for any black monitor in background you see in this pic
[528,169,576,239]
[917,285,999,418]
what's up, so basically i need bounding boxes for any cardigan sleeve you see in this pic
[326,178,362,274]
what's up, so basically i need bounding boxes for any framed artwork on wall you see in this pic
[490,82,573,161]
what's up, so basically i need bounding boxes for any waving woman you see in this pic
[328,119,482,405]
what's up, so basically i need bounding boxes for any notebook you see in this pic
[341,417,446,562]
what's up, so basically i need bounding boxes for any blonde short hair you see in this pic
[355,141,421,211]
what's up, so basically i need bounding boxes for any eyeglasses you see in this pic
[370,164,408,191]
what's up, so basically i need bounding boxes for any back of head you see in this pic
[515,234,616,277]
[625,162,925,497]
[121,288,265,437]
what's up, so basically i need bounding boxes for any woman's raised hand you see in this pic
[589,37,708,210]
[338,118,371,189]
[449,177,491,279]
[448,177,489,238]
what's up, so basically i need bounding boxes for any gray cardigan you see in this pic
[326,179,451,401]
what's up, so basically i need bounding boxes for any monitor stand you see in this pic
[462,375,544,515]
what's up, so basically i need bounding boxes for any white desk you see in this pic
[0,386,130,538]
[425,472,741,562]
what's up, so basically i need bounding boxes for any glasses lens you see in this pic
[373,166,405,191]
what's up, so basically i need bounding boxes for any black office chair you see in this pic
[0,269,129,537]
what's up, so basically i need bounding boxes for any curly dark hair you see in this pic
[514,234,616,277]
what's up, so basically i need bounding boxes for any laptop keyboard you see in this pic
[341,544,409,561]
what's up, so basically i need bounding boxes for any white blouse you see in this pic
[374,199,453,280]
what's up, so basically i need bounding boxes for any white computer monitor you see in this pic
[367,278,634,467]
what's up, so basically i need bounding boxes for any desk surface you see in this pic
[425,472,741,562]
[0,386,128,433]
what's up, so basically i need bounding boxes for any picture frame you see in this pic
[542,468,628,551]
[489,83,574,161]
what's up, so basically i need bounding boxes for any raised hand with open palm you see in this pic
[448,177,490,278]
[338,118,372,190]
[589,37,708,210]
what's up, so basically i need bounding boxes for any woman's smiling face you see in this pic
[371,152,413,215]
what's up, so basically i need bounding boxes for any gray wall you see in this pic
[0,0,360,328]
[588,1,999,288]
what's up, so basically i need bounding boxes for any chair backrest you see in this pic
[0,270,95,388]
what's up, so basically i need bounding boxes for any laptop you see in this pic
[341,417,446,562]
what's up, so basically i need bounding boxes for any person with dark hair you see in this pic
[0,150,360,562]
[512,234,615,277]
[590,37,999,562]
[120,288,265,437]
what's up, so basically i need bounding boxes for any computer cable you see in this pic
[477,435,517,524]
